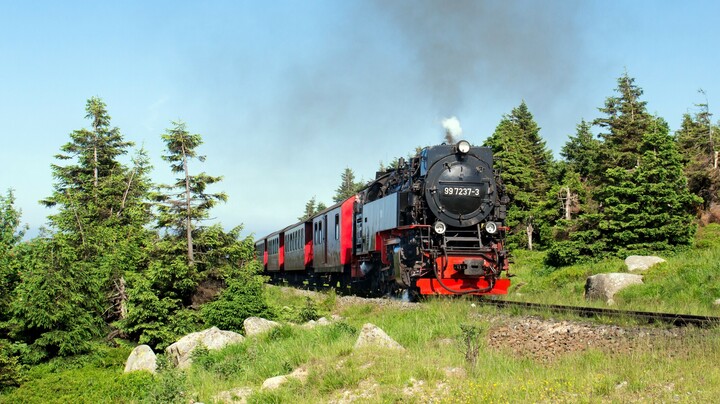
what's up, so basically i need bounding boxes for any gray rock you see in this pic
[213,387,253,403]
[243,317,281,336]
[290,366,309,382]
[625,255,666,272]
[302,316,332,329]
[443,367,467,378]
[354,323,405,350]
[124,344,157,373]
[261,375,288,391]
[261,367,308,390]
[585,273,644,304]
[165,326,244,369]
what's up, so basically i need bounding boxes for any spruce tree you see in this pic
[299,197,317,221]
[333,167,364,203]
[592,75,699,254]
[485,102,552,249]
[12,98,152,358]
[156,121,227,267]
[625,120,700,250]
[42,98,136,248]
[0,190,25,336]
[594,72,655,173]
[10,236,105,360]
[675,95,720,209]
[510,101,553,183]
[561,120,600,180]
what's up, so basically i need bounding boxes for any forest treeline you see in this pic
[1,72,719,387]
[0,98,272,386]
[484,73,713,266]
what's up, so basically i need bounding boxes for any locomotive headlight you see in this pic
[457,140,471,154]
[434,221,447,235]
[485,221,498,234]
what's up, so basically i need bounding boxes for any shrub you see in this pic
[459,323,486,369]
[265,324,297,342]
[116,272,204,351]
[544,240,582,267]
[148,368,187,404]
[297,297,319,323]
[0,339,24,389]
[201,269,273,333]
[325,322,357,341]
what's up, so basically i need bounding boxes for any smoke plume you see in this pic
[369,0,582,115]
[442,116,463,144]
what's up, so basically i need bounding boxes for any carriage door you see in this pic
[323,215,329,265]
[314,219,325,267]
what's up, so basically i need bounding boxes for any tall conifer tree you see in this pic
[12,98,151,358]
[0,190,25,335]
[594,72,654,173]
[561,120,600,181]
[485,101,552,248]
[156,121,227,266]
[675,95,720,209]
[333,168,363,203]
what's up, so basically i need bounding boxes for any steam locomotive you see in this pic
[255,140,511,296]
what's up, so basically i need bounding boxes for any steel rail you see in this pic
[477,299,720,328]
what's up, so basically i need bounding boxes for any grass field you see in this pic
[509,223,720,315]
[3,224,720,402]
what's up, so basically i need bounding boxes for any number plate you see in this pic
[442,186,482,197]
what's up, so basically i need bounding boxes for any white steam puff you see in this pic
[442,116,463,144]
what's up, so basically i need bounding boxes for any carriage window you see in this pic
[335,214,339,240]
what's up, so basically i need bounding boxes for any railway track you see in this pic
[477,299,720,328]
[276,282,720,328]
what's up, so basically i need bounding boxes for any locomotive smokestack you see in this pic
[442,116,462,144]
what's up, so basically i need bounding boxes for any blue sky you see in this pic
[2,1,719,239]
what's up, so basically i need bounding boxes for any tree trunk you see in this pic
[526,223,534,251]
[182,144,194,266]
[93,133,98,189]
[118,276,127,319]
